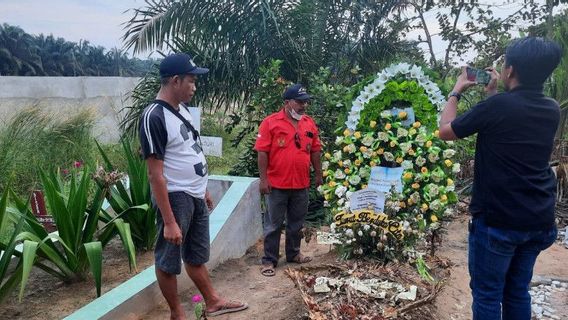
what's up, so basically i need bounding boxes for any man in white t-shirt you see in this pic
[139,53,247,319]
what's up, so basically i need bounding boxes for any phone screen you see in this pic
[466,67,490,85]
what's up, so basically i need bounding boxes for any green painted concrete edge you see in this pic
[64,175,258,320]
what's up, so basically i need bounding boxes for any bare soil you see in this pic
[2,210,567,320]
[0,239,155,320]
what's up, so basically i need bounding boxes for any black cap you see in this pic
[283,84,311,100]
[159,53,209,78]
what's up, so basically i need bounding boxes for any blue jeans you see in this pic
[468,217,557,320]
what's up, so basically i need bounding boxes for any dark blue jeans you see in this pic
[468,217,557,320]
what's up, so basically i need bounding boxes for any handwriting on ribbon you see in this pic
[333,210,404,240]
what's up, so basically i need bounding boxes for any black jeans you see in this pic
[262,188,309,267]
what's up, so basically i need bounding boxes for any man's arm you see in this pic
[147,157,182,245]
[310,151,323,187]
[258,151,271,194]
[439,67,476,141]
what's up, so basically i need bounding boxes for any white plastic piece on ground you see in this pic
[396,285,418,301]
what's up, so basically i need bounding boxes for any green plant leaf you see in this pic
[19,240,39,301]
[113,219,137,272]
[84,242,103,297]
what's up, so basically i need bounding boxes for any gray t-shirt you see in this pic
[139,100,208,199]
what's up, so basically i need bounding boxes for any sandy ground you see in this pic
[2,213,567,320]
[143,214,568,320]
[0,239,156,320]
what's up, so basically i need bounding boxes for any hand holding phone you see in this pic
[466,66,491,85]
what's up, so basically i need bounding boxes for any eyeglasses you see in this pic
[294,132,301,149]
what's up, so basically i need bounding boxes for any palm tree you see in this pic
[0,24,44,75]
[120,0,419,135]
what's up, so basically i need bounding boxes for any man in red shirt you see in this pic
[255,84,323,277]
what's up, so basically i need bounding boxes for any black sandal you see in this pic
[260,265,275,277]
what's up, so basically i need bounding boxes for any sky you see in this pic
[0,0,564,62]
[0,0,147,56]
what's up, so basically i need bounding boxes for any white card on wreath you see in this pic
[349,189,386,213]
[368,166,404,193]
[390,107,415,127]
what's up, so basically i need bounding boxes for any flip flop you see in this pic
[206,301,248,317]
[261,265,275,277]
[288,254,312,264]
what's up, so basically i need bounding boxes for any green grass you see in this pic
[201,112,247,175]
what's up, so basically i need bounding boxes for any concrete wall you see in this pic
[65,176,262,320]
[0,77,139,143]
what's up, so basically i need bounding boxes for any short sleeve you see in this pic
[451,99,495,139]
[311,124,322,152]
[139,108,167,159]
[254,119,272,152]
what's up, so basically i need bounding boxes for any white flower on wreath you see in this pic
[337,198,345,206]
[446,185,456,192]
[358,230,363,237]
[428,184,440,197]
[346,144,356,154]
[443,149,456,159]
[322,161,329,171]
[399,142,411,154]
[428,153,440,163]
[402,160,413,170]
[378,132,389,142]
[411,192,421,203]
[335,136,343,146]
[384,152,395,162]
[335,185,347,198]
[359,168,371,178]
[343,159,351,167]
[430,199,442,211]
[346,191,353,200]
[330,223,336,233]
[452,163,461,173]
[349,175,361,185]
[361,135,374,146]
[363,224,371,231]
[397,128,408,138]
[345,228,354,237]
[334,150,342,161]
[415,156,426,167]
[380,110,392,118]
[334,169,346,179]
[363,149,374,158]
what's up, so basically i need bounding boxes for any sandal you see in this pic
[261,264,275,277]
[288,253,312,264]
[206,300,248,317]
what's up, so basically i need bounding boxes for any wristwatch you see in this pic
[448,91,461,101]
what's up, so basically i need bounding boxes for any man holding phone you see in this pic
[438,37,562,320]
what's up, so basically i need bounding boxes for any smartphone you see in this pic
[466,66,491,85]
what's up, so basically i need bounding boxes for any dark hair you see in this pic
[160,73,191,86]
[505,37,562,86]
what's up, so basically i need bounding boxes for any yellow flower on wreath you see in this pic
[434,130,440,137]
[403,172,413,181]
[377,148,384,155]
[370,120,377,128]
[359,146,368,153]
[440,194,448,202]
[343,129,351,137]
[396,157,403,164]
[412,121,421,128]
[354,131,362,139]
[338,160,343,167]
[447,178,454,186]
[344,168,351,174]
[430,215,438,222]
[421,167,428,174]
[328,181,336,187]
[412,183,420,189]
[426,141,433,148]
[390,141,397,148]
[323,171,329,177]
[421,203,429,212]
[354,159,362,166]
[343,181,349,187]
[370,161,377,167]
[385,123,392,130]
[408,149,416,156]
[444,159,453,167]
[324,152,331,159]
[398,111,408,119]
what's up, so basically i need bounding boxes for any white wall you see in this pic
[0,76,140,143]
